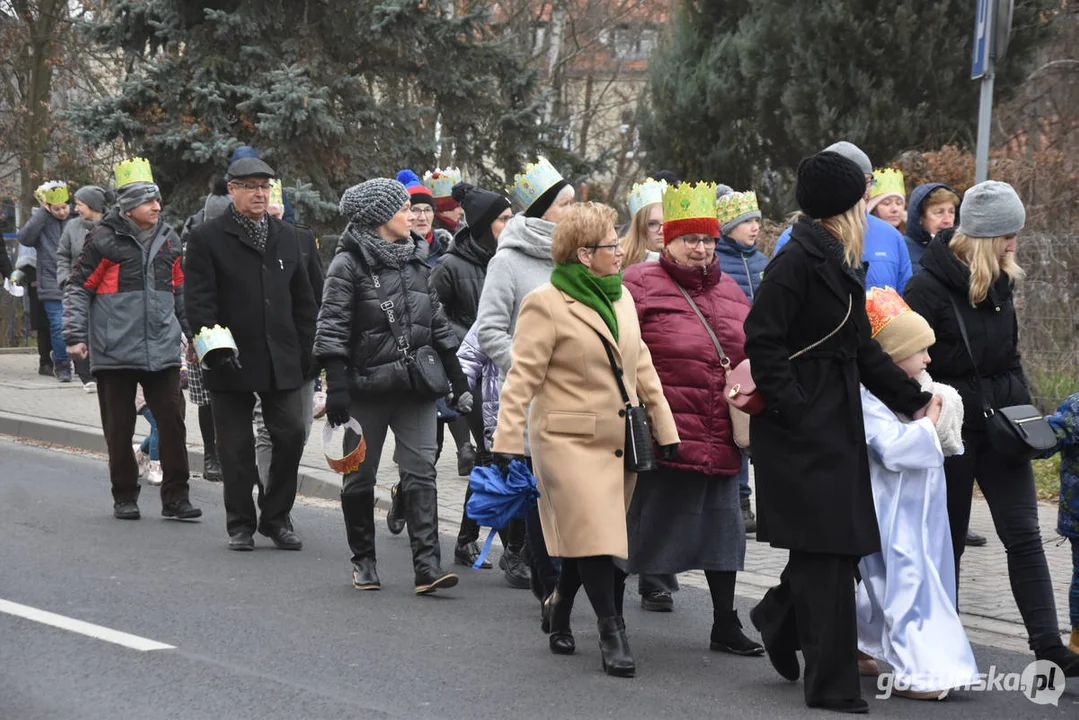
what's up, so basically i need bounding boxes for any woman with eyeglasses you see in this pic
[622,182,765,660]
[491,201,679,677]
[620,178,667,268]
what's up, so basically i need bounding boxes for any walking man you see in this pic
[184,156,317,551]
[64,158,201,521]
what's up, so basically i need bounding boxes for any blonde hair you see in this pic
[551,202,619,264]
[820,199,867,268]
[619,202,659,268]
[949,230,1025,306]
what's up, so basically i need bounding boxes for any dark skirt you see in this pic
[627,467,745,574]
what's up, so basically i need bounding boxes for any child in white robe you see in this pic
[856,287,979,700]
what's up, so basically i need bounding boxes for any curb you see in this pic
[0,347,36,355]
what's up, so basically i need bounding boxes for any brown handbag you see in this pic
[725,295,852,416]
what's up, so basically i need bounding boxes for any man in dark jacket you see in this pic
[64,160,201,522]
[184,157,317,552]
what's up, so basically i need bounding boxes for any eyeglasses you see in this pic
[410,207,434,217]
[646,221,663,232]
[586,243,621,252]
[681,237,717,249]
[231,181,271,192]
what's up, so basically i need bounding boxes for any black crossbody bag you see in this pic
[596,331,658,473]
[947,294,1056,459]
[357,253,451,398]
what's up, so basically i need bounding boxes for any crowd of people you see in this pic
[4,136,1079,714]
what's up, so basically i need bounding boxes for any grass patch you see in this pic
[1032,456,1061,502]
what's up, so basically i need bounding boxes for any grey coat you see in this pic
[56,218,97,288]
[17,207,68,301]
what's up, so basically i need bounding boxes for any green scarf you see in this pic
[550,262,623,340]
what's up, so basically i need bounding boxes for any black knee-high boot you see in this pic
[404,485,458,594]
[341,491,379,590]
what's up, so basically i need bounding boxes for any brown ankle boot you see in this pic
[1069,628,1079,655]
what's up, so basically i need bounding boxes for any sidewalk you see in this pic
[0,350,1071,651]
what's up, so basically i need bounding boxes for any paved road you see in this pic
[1,438,1075,719]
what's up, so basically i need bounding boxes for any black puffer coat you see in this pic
[430,227,495,341]
[904,229,1030,435]
[315,228,468,398]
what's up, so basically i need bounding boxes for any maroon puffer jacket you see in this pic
[623,255,750,476]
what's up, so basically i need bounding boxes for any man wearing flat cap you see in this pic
[184,156,318,551]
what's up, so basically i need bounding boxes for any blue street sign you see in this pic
[972,0,992,79]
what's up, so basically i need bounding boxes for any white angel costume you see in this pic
[855,379,979,693]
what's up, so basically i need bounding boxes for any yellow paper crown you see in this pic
[34,181,69,206]
[113,158,154,188]
[663,181,717,224]
[627,179,667,218]
[423,167,462,199]
[870,168,905,199]
[509,157,564,211]
[269,179,283,206]
[716,191,760,227]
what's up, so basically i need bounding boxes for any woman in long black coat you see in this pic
[744,152,932,713]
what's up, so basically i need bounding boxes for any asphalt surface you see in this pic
[1,437,1076,719]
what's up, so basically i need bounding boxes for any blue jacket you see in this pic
[1048,393,1079,538]
[774,213,913,295]
[715,236,768,303]
[903,183,953,269]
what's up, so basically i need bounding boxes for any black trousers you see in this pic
[210,388,304,536]
[97,368,190,505]
[29,288,51,363]
[753,551,860,706]
[945,431,1062,651]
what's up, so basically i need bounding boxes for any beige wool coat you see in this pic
[492,282,679,559]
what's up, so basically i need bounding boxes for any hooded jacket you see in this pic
[314,227,467,398]
[430,227,495,341]
[63,209,188,373]
[56,217,99,288]
[475,214,555,376]
[17,207,69,301]
[715,236,768,303]
[457,323,500,445]
[903,229,1030,436]
[903,183,954,269]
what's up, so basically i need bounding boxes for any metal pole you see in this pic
[974,62,995,184]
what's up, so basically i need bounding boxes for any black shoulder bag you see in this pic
[357,252,451,398]
[947,294,1056,459]
[596,331,658,473]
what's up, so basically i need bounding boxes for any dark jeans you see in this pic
[97,368,189,505]
[738,453,751,501]
[42,300,68,364]
[139,407,159,461]
[754,551,861,706]
[1070,537,1079,628]
[29,289,50,363]
[945,431,1063,651]
[211,388,304,536]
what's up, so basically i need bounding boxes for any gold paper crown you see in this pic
[113,158,154,188]
[627,179,667,218]
[663,181,717,224]
[865,286,912,338]
[716,191,760,227]
[269,179,283,206]
[193,324,238,366]
[509,157,564,211]
[870,168,905,199]
[34,181,69,206]
[423,167,462,199]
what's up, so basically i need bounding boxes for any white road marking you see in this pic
[0,598,175,652]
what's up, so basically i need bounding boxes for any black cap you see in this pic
[226,157,276,181]
[795,151,866,219]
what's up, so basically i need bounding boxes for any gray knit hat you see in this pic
[823,141,872,175]
[74,185,109,213]
[958,181,1026,238]
[339,178,410,228]
[116,181,161,213]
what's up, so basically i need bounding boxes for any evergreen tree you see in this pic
[67,0,563,226]
[642,0,1056,213]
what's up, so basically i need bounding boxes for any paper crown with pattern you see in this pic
[423,167,462,199]
[662,181,719,245]
[34,181,69,206]
[193,325,238,369]
[113,158,154,188]
[509,157,564,211]
[627,179,667,218]
[870,168,905,200]
[321,418,367,475]
[716,191,760,227]
[865,287,912,337]
[865,286,936,361]
[269,179,283,206]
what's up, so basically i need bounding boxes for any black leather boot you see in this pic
[597,616,635,677]
[710,610,764,656]
[404,486,458,594]
[341,491,380,590]
[543,590,575,655]
[386,483,406,535]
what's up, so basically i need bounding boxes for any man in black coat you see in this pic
[184,157,317,551]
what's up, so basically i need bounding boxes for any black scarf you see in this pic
[350,225,418,269]
[230,205,269,253]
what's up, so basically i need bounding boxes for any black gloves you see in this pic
[322,358,352,428]
[659,444,680,461]
[492,452,527,475]
[205,349,242,373]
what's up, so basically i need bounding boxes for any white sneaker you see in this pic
[134,447,150,479]
[82,380,97,394]
[147,460,163,486]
